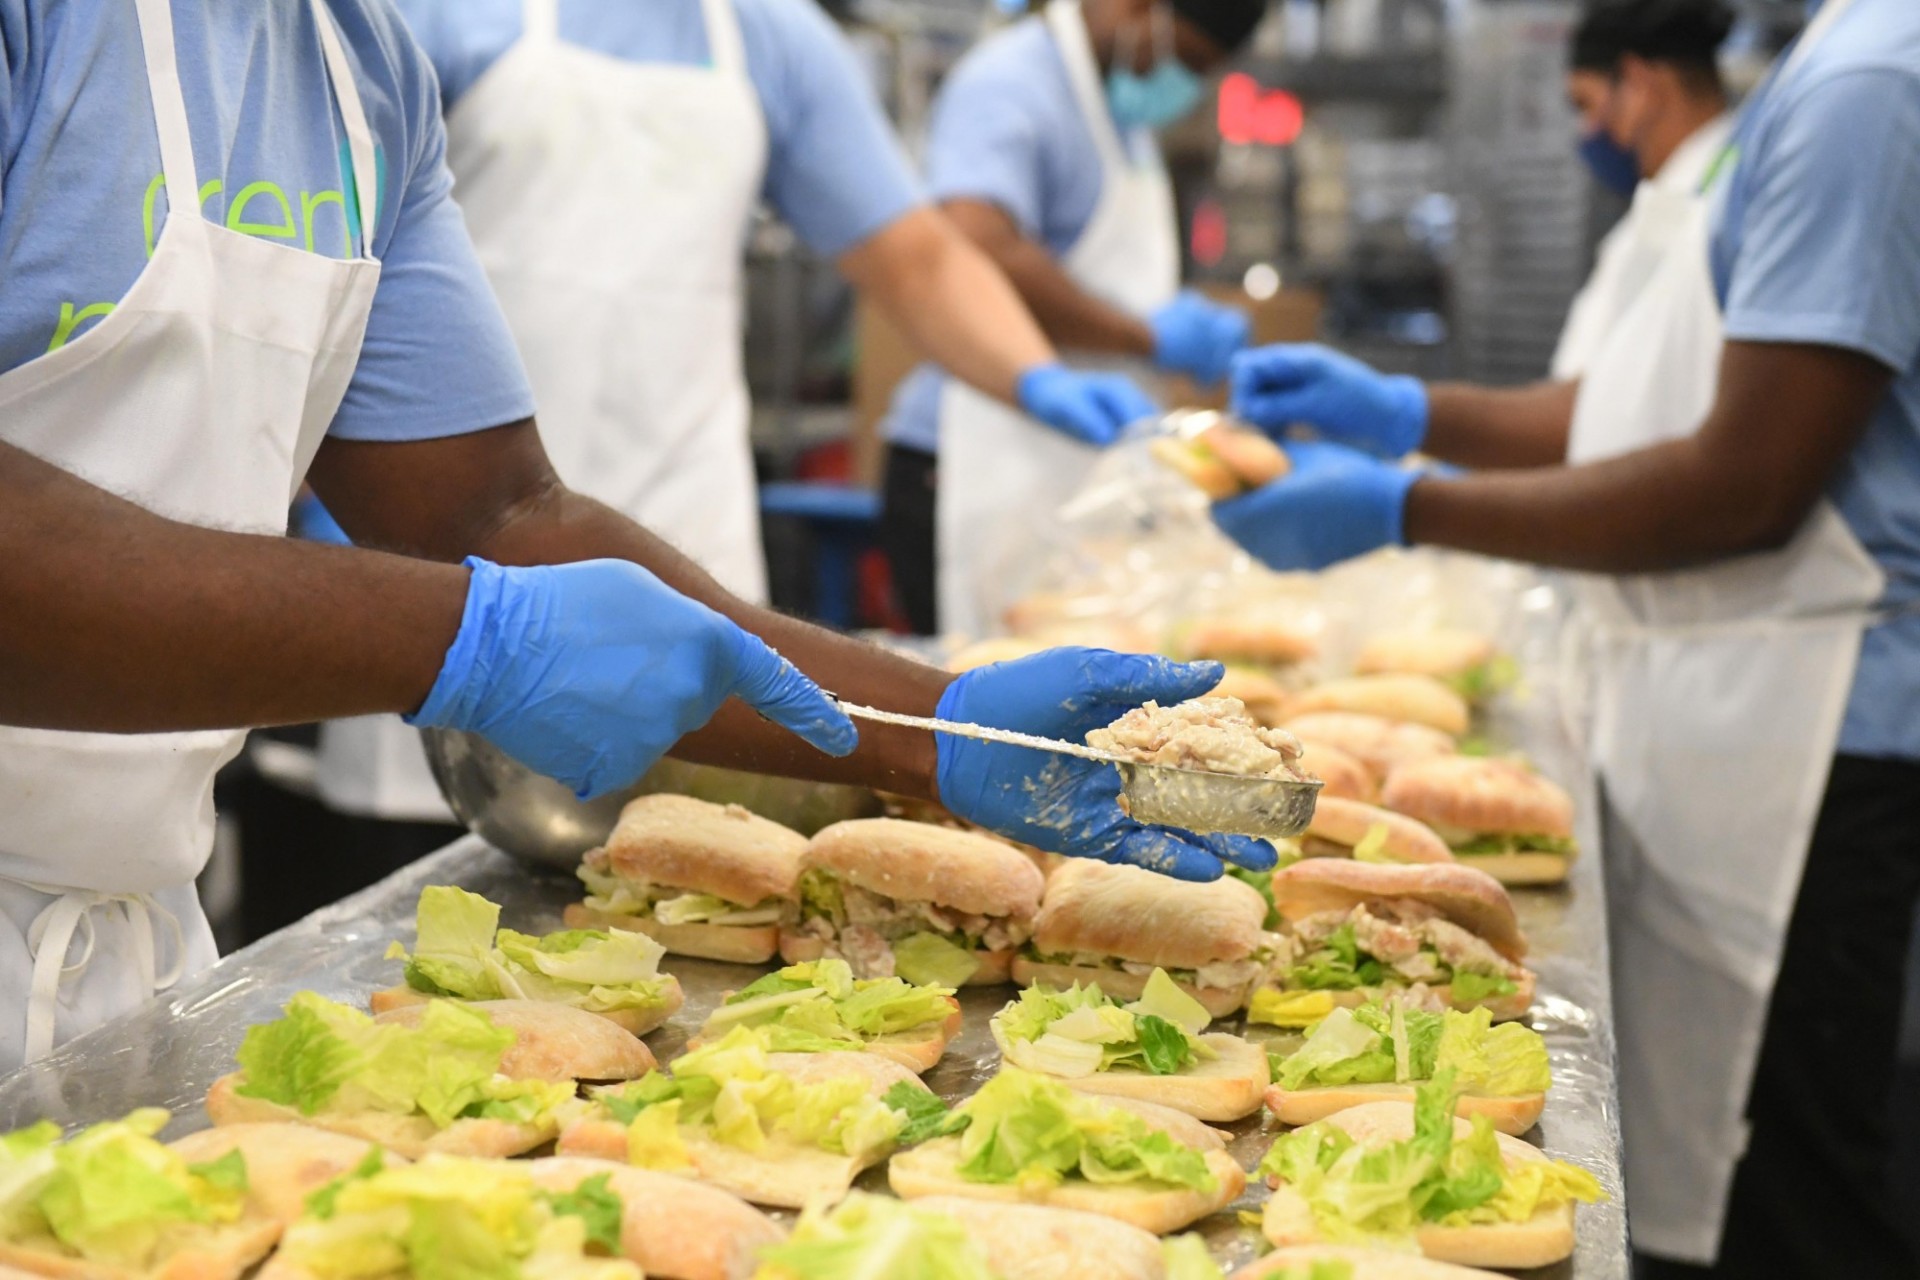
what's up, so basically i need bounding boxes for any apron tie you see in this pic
[21,884,186,1064]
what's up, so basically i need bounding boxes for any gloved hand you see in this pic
[1229,344,1428,458]
[1149,291,1251,386]
[934,648,1278,882]
[409,557,856,799]
[1017,363,1159,447]
[1212,440,1420,572]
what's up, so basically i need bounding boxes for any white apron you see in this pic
[1550,112,1733,380]
[934,0,1180,637]
[0,0,384,1069]
[1566,0,1878,1259]
[445,0,769,602]
[316,0,770,822]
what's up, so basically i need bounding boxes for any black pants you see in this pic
[1638,754,1920,1279]
[878,444,938,635]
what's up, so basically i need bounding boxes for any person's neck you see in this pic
[1640,95,1726,177]
[1080,0,1123,74]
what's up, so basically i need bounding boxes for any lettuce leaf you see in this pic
[540,1173,623,1253]
[991,973,1209,1081]
[1131,1015,1196,1076]
[279,1154,637,1280]
[1454,833,1577,857]
[625,1100,693,1172]
[1282,925,1387,991]
[1448,971,1518,1003]
[705,959,952,1053]
[392,887,672,1017]
[26,1109,249,1267]
[1160,1234,1225,1280]
[797,871,845,924]
[891,933,980,988]
[884,1083,965,1147]
[754,1192,996,1280]
[0,1122,62,1240]
[1350,823,1395,864]
[950,1070,1215,1194]
[1433,1008,1551,1097]
[1127,969,1212,1035]
[1273,1007,1392,1091]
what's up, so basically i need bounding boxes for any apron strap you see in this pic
[699,0,750,77]
[522,0,561,44]
[307,0,382,260]
[130,0,203,223]
[21,886,185,1065]
[1045,0,1132,179]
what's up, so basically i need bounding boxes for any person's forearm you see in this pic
[1419,379,1579,469]
[0,441,463,731]
[840,206,1053,405]
[309,425,952,799]
[938,198,1156,357]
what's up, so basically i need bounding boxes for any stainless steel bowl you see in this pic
[421,729,882,872]
[1117,762,1321,839]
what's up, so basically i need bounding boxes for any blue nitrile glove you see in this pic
[409,557,856,799]
[1212,440,1421,572]
[1149,291,1252,386]
[1017,363,1160,446]
[1229,344,1429,458]
[934,648,1278,882]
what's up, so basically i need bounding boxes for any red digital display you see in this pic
[1217,73,1305,147]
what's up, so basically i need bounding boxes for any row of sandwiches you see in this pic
[566,796,1542,1027]
[0,872,1598,1280]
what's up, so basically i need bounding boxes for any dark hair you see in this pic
[1570,0,1734,82]
[1169,0,1267,55]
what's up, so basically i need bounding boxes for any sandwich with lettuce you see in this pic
[1354,629,1515,708]
[1265,1003,1549,1135]
[691,957,961,1073]
[1249,861,1535,1023]
[887,1068,1246,1235]
[990,970,1268,1122]
[206,993,645,1158]
[0,1109,380,1280]
[1380,757,1577,887]
[568,794,809,964]
[556,1026,940,1208]
[780,818,1045,986]
[1258,1074,1605,1269]
[753,1191,1217,1280]
[1016,860,1275,1019]
[527,1156,783,1280]
[257,1151,638,1280]
[379,886,683,1034]
[1231,1246,1509,1280]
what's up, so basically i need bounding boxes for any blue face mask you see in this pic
[1107,8,1203,129]
[1578,126,1641,197]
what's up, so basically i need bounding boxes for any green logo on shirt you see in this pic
[47,141,385,353]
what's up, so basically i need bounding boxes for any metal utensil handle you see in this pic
[833,700,1112,763]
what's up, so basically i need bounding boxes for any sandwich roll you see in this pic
[888,1072,1245,1235]
[1382,756,1578,887]
[690,957,964,1074]
[1355,630,1497,680]
[1149,423,1291,500]
[1283,712,1456,782]
[1018,860,1272,1018]
[1149,435,1240,500]
[1301,797,1454,865]
[1284,675,1470,738]
[782,819,1044,986]
[528,1157,784,1280]
[1066,1033,1269,1122]
[372,999,656,1082]
[369,980,683,1036]
[1292,739,1375,802]
[1233,1245,1509,1279]
[1265,1080,1544,1137]
[167,1124,398,1227]
[912,1197,1170,1280]
[557,1033,934,1209]
[1207,666,1293,727]
[570,794,807,963]
[1174,616,1320,669]
[1261,1100,1604,1269]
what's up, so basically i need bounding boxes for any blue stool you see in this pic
[758,482,882,629]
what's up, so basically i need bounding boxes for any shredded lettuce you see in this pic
[990,973,1214,1080]
[0,1109,250,1268]
[1229,853,1297,930]
[883,1083,964,1146]
[284,1153,637,1280]
[1273,1004,1547,1098]
[1454,833,1577,857]
[752,1191,996,1280]
[1446,656,1518,704]
[1259,1073,1601,1246]
[1448,971,1518,1003]
[797,870,845,924]
[233,992,575,1132]
[389,886,675,1016]
[892,933,981,988]
[1160,1234,1226,1280]
[1281,925,1389,991]
[596,1028,909,1162]
[1349,823,1396,864]
[947,1069,1216,1194]
[704,959,955,1055]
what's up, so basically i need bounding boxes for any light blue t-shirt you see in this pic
[0,0,535,443]
[1709,0,1920,762]
[393,0,921,260]
[884,13,1140,453]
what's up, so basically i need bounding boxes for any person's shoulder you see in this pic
[1772,3,1920,116]
[731,0,847,55]
[942,17,1066,106]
